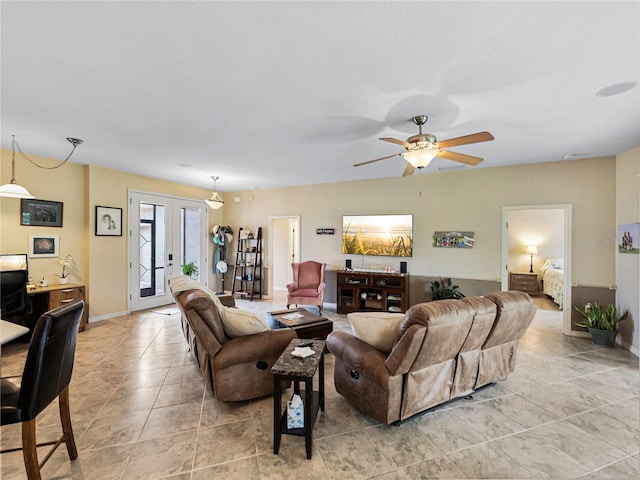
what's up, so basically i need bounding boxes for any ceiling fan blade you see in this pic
[402,163,416,176]
[437,150,484,166]
[353,153,402,167]
[437,131,494,149]
[380,137,410,148]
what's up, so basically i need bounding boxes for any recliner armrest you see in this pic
[214,329,296,369]
[286,282,296,294]
[327,331,389,380]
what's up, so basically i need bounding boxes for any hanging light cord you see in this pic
[12,135,82,170]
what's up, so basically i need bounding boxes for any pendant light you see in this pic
[205,176,224,209]
[0,135,83,198]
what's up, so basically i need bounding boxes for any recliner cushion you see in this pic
[220,307,269,338]
[348,312,405,354]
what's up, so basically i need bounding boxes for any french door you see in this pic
[128,190,208,312]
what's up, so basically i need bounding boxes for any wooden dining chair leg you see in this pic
[59,386,78,459]
[21,419,42,480]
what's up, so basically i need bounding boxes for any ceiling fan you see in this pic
[354,115,494,176]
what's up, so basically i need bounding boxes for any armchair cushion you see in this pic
[220,307,269,338]
[348,312,405,354]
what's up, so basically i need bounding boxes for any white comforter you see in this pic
[543,267,564,310]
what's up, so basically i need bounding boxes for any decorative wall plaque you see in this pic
[433,231,475,248]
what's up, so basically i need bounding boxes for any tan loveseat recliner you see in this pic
[326,291,536,424]
[169,276,296,401]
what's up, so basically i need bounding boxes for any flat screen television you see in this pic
[342,214,413,257]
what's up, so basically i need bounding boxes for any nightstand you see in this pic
[509,272,539,294]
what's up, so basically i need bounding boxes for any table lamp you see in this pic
[527,245,538,273]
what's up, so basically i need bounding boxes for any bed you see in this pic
[541,258,564,309]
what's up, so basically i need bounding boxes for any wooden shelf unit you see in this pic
[231,227,263,300]
[336,270,409,314]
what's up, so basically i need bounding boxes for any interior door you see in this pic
[128,191,207,312]
[269,215,301,295]
[501,204,572,335]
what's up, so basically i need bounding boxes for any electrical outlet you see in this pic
[609,284,617,290]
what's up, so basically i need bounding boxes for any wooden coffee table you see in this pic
[267,308,333,342]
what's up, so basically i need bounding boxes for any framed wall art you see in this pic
[29,235,60,258]
[20,199,63,227]
[433,231,475,248]
[618,223,639,254]
[95,206,123,236]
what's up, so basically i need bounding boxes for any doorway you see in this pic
[269,215,300,297]
[501,204,572,335]
[128,190,208,311]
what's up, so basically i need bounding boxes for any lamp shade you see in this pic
[205,192,224,210]
[527,245,538,255]
[0,181,35,199]
[402,148,439,169]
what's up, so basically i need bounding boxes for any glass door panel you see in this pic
[129,191,207,312]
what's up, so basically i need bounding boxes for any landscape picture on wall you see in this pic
[342,214,413,257]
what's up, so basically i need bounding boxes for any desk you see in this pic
[28,284,87,331]
[0,319,30,345]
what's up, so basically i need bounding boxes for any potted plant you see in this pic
[574,302,629,347]
[430,277,465,300]
[182,261,199,279]
[58,254,74,284]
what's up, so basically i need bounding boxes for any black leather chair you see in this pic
[1,300,84,480]
[0,269,29,322]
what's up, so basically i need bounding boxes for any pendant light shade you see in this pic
[0,181,35,199]
[0,135,83,199]
[0,135,35,198]
[205,176,224,209]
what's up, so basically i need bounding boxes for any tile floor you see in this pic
[1,293,638,479]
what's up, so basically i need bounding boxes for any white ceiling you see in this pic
[2,1,639,193]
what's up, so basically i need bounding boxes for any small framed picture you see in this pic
[29,235,60,258]
[20,199,63,227]
[95,206,123,236]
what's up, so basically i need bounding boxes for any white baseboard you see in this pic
[87,311,128,323]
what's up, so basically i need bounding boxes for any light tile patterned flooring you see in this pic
[1,293,638,479]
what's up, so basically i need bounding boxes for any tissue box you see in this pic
[287,393,304,429]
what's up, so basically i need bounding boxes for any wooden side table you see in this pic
[271,338,325,460]
[509,272,539,294]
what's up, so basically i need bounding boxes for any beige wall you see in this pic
[3,148,629,340]
[615,146,639,354]
[1,150,88,286]
[1,148,221,319]
[223,157,617,289]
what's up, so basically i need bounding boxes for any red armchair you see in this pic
[286,261,326,312]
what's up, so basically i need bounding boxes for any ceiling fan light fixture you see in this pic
[205,176,224,209]
[403,148,439,169]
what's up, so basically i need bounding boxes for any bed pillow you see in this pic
[541,258,564,273]
[549,258,564,269]
[348,312,405,354]
[220,307,269,338]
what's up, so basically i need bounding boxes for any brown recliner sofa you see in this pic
[169,276,296,402]
[326,291,536,424]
